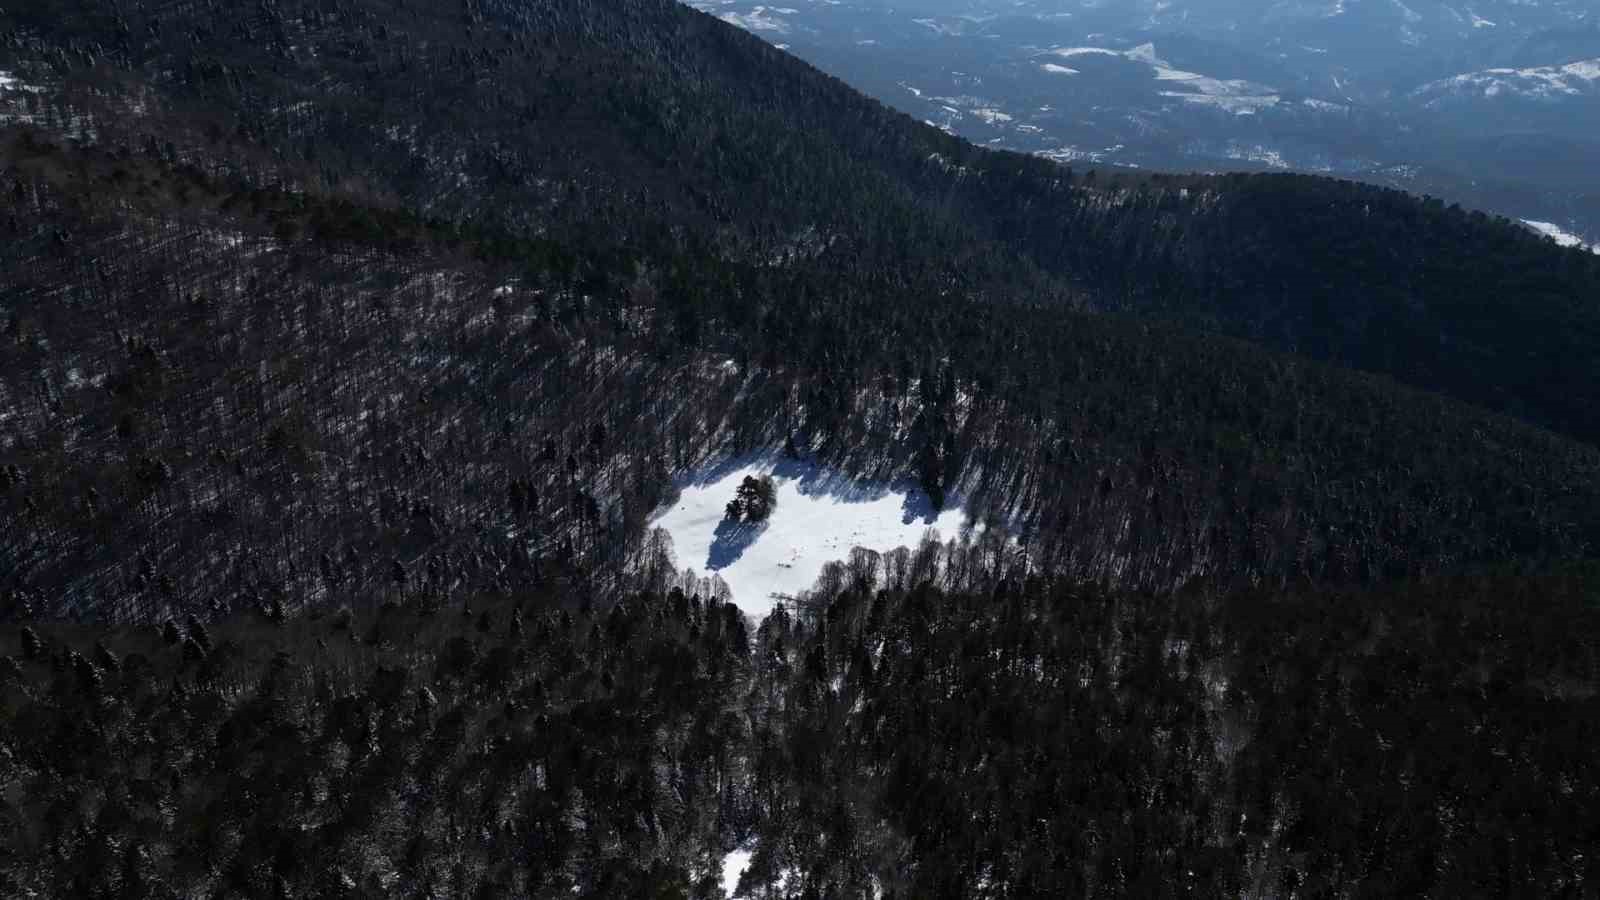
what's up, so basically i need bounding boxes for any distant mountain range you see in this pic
[694,0,1600,244]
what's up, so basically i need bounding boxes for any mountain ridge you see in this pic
[1,1,1598,896]
[7,0,1600,447]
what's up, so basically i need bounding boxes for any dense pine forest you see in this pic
[2,0,1597,896]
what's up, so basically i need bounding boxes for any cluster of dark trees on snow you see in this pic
[725,476,777,524]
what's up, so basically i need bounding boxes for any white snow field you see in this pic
[1046,43,1281,113]
[651,457,969,617]
[721,847,828,898]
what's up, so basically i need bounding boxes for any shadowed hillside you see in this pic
[5,0,1600,444]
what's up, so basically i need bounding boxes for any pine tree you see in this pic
[733,475,777,523]
[19,625,42,661]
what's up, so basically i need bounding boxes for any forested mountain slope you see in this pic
[3,550,1596,895]
[4,129,1599,623]
[1,1,1598,896]
[5,0,1600,444]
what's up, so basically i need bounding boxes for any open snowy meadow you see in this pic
[651,457,970,618]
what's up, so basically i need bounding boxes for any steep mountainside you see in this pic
[1,1,1597,896]
[6,0,1600,446]
[6,130,1597,623]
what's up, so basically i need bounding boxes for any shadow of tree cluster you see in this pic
[707,517,769,570]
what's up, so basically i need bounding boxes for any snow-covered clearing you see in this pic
[652,457,969,617]
[722,846,843,898]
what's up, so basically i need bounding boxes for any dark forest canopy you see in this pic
[0,0,1597,896]
[3,129,1598,623]
[2,553,1596,896]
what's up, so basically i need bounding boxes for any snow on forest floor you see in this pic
[651,456,970,617]
[722,849,753,897]
[721,847,834,898]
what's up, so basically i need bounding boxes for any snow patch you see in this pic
[1223,143,1292,168]
[970,107,1013,125]
[722,849,753,897]
[1166,91,1280,113]
[913,17,961,36]
[1126,42,1164,66]
[1416,59,1600,104]
[1301,97,1348,113]
[1523,220,1599,254]
[715,6,793,33]
[1037,143,1124,164]
[1044,44,1278,110]
[1049,46,1123,59]
[651,458,969,617]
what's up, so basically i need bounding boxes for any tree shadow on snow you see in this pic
[689,453,884,501]
[899,488,944,526]
[707,517,769,571]
[689,452,945,505]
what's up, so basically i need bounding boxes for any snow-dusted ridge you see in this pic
[651,456,970,617]
[1523,219,1598,254]
[1415,58,1600,104]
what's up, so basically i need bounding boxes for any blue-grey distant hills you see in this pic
[696,0,1600,243]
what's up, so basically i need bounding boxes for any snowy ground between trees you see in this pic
[721,849,754,897]
[651,456,970,617]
